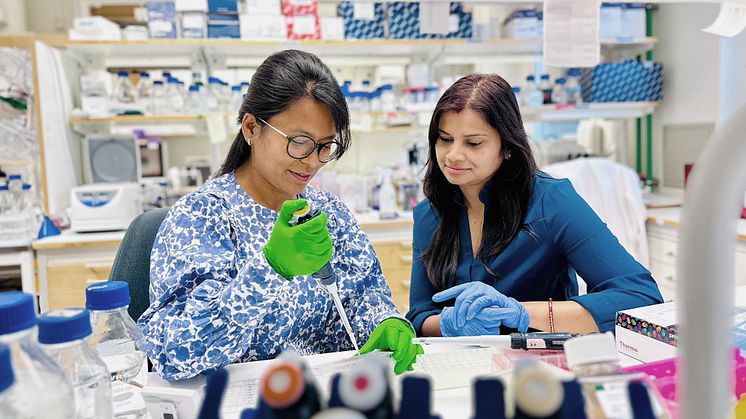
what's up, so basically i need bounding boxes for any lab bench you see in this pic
[646,206,746,301]
[31,212,415,314]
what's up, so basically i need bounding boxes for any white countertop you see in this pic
[32,211,415,249]
[647,206,746,240]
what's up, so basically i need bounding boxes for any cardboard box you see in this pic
[616,302,677,363]
[175,0,208,11]
[180,12,207,38]
[620,3,646,39]
[600,3,622,39]
[208,0,238,14]
[338,1,385,39]
[285,13,320,40]
[207,13,240,38]
[147,1,178,38]
[387,2,471,40]
[240,14,287,40]
[617,301,746,363]
[281,0,318,16]
[503,9,541,40]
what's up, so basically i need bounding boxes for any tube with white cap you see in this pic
[289,205,359,351]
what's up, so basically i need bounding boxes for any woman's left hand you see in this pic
[359,318,424,375]
[432,282,530,332]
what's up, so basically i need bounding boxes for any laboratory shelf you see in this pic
[64,37,657,69]
[69,102,659,136]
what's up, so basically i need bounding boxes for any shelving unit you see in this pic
[69,101,659,135]
[64,37,657,69]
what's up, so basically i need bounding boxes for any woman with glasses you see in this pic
[406,74,663,338]
[139,50,422,380]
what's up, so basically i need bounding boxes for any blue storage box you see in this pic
[387,2,472,39]
[147,1,178,38]
[207,13,240,38]
[208,0,238,13]
[580,60,663,102]
[338,2,385,39]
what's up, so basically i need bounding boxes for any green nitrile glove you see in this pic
[359,318,424,375]
[263,199,333,280]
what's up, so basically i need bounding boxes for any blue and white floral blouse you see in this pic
[138,172,401,380]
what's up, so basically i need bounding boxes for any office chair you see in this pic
[108,208,169,322]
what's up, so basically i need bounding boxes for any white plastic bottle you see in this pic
[0,345,20,418]
[378,167,398,220]
[166,78,185,115]
[524,75,543,107]
[188,84,206,115]
[0,292,76,418]
[380,84,397,112]
[206,77,221,112]
[230,85,243,113]
[86,281,148,418]
[113,71,136,104]
[552,78,568,105]
[0,184,8,214]
[7,174,22,213]
[136,71,151,100]
[39,308,113,419]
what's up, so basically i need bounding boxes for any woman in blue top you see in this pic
[138,50,422,380]
[406,74,663,336]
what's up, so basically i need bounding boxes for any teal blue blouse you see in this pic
[406,173,663,333]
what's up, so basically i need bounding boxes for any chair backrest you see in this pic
[108,208,169,321]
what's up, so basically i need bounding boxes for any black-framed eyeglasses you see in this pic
[257,117,341,163]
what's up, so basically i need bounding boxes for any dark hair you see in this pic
[217,50,351,176]
[421,74,537,291]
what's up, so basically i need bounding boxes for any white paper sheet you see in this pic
[420,1,450,35]
[353,2,376,21]
[543,0,601,68]
[703,1,746,37]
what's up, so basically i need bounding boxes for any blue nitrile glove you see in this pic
[439,306,503,337]
[433,282,531,333]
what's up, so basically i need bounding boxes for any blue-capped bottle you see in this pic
[86,281,148,418]
[0,292,75,418]
[39,308,113,419]
[0,345,20,417]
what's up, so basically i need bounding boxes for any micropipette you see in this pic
[289,205,359,351]
[412,332,577,351]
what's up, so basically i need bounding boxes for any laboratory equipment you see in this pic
[0,292,76,418]
[38,308,114,419]
[289,205,359,351]
[255,352,323,419]
[328,355,394,418]
[564,332,669,418]
[86,281,149,418]
[412,332,577,350]
[83,135,141,183]
[70,182,142,232]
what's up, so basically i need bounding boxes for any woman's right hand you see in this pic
[263,199,333,279]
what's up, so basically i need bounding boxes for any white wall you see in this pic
[652,4,720,186]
